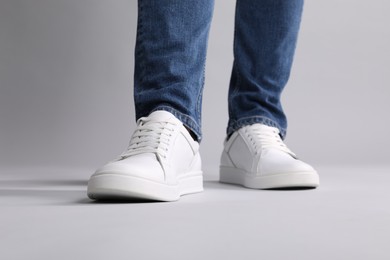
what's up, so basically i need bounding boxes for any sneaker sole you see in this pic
[219,166,319,189]
[87,172,203,202]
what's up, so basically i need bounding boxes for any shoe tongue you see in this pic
[145,110,181,125]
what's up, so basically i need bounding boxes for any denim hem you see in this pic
[227,116,287,140]
[150,106,202,142]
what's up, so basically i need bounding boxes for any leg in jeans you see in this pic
[88,0,215,201]
[134,0,215,141]
[228,0,304,139]
[220,0,319,189]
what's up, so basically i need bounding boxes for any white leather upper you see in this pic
[94,111,201,185]
[221,124,315,176]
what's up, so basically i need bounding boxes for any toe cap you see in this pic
[258,148,316,176]
[92,153,165,182]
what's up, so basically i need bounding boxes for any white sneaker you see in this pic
[87,111,203,201]
[220,123,319,189]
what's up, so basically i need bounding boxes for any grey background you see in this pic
[1,1,390,260]
[1,0,389,175]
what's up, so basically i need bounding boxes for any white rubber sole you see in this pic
[87,172,203,202]
[220,166,319,189]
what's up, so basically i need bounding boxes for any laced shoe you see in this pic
[220,123,319,189]
[87,111,203,201]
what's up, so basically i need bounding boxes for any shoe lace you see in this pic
[119,118,175,159]
[246,125,296,157]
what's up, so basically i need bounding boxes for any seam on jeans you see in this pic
[196,60,206,123]
[231,62,241,95]
[229,19,242,120]
[228,116,287,140]
[231,4,242,96]
[196,47,208,123]
[151,106,202,142]
[136,1,146,84]
[228,62,242,120]
[232,31,241,94]
[196,12,214,124]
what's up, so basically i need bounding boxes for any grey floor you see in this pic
[1,165,389,260]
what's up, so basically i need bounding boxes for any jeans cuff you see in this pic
[227,116,287,140]
[151,106,202,142]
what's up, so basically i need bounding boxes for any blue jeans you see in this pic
[134,0,304,141]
